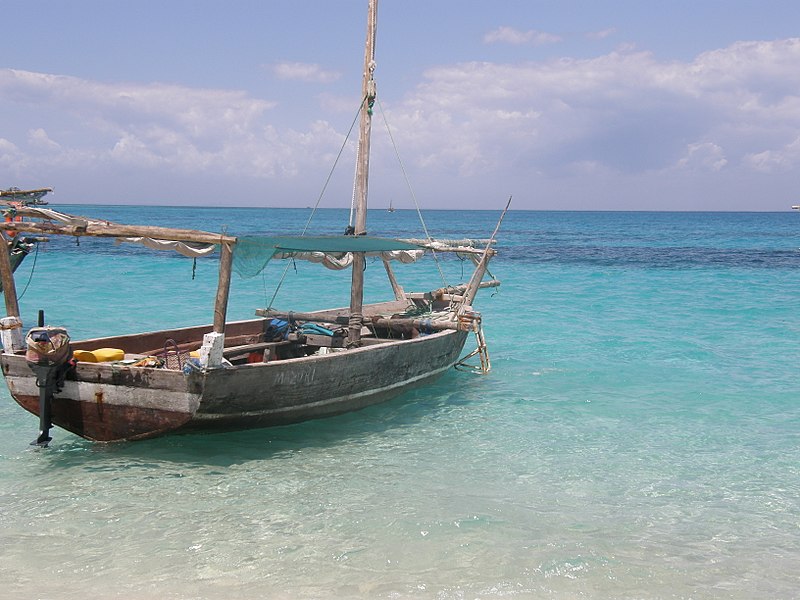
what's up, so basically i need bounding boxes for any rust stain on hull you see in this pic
[3,329,471,443]
[16,394,192,442]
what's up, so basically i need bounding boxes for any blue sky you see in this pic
[2,0,800,211]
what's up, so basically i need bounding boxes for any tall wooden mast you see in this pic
[348,0,379,346]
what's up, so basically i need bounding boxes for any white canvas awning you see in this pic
[115,237,216,258]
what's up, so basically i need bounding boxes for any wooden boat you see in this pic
[0,198,46,291]
[0,187,52,206]
[0,0,503,445]
[0,237,34,287]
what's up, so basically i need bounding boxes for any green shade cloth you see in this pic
[266,236,421,253]
[233,235,424,278]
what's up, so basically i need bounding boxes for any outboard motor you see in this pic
[25,326,73,447]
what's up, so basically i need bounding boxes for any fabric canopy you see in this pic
[233,235,425,278]
[115,237,217,258]
[258,235,422,253]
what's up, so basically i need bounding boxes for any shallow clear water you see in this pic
[1,207,798,599]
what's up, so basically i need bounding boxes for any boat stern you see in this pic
[1,353,202,442]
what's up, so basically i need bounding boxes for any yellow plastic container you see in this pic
[73,348,125,363]
[72,349,97,363]
[92,348,125,362]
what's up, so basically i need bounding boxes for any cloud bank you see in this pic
[2,37,800,209]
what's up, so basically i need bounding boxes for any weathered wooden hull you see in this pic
[0,327,468,442]
[2,358,201,441]
[192,328,468,429]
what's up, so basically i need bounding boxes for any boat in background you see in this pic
[0,237,35,291]
[0,0,503,445]
[0,187,52,290]
[0,187,52,206]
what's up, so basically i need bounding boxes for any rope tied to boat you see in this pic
[366,62,377,115]
[454,312,492,375]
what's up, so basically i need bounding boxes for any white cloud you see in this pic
[0,138,22,170]
[110,132,163,169]
[484,27,561,46]
[271,62,341,83]
[744,136,800,172]
[28,128,61,152]
[0,138,20,155]
[0,68,276,141]
[675,142,728,171]
[586,28,616,41]
[385,38,800,184]
[3,37,800,208]
[0,68,341,180]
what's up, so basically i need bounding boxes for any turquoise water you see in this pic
[1,207,798,599]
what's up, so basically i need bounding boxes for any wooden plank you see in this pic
[0,212,236,246]
[405,279,501,301]
[261,309,461,332]
[256,300,410,323]
[222,340,291,358]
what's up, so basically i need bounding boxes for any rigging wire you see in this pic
[376,96,449,289]
[264,97,366,310]
[350,136,361,228]
[264,90,460,310]
[303,97,365,237]
[16,241,40,301]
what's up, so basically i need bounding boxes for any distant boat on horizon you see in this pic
[0,187,52,206]
[0,188,49,290]
[388,199,396,213]
[792,205,799,210]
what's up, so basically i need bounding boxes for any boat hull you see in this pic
[192,329,468,429]
[1,329,468,442]
[2,359,200,441]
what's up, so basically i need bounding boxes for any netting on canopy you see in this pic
[232,235,425,278]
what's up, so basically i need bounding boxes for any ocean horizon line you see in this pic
[44,202,799,215]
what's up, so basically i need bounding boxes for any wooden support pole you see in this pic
[213,241,234,334]
[348,252,366,346]
[259,309,463,332]
[461,196,511,310]
[0,240,21,318]
[347,0,378,348]
[405,280,501,302]
[382,258,405,300]
[0,216,236,246]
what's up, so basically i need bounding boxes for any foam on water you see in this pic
[1,207,798,598]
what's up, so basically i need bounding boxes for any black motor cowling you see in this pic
[25,327,74,447]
